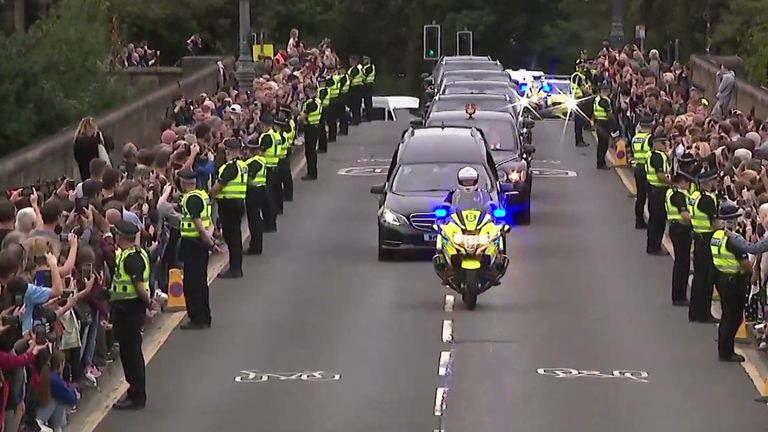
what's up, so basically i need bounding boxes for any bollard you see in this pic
[613,138,628,167]
[735,315,750,344]
[166,268,186,312]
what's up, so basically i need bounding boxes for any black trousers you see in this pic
[318,111,329,152]
[595,121,610,168]
[267,167,283,214]
[715,273,748,358]
[181,237,210,324]
[263,167,278,228]
[327,101,338,141]
[349,86,363,125]
[690,233,715,321]
[304,125,320,178]
[633,165,648,226]
[646,186,667,253]
[113,301,146,405]
[669,222,692,303]
[246,186,267,253]
[217,199,244,273]
[337,95,350,134]
[278,157,293,200]
[573,109,585,144]
[362,84,374,120]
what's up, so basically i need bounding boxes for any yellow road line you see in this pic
[606,145,766,398]
[79,154,308,431]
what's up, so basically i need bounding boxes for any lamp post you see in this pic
[235,0,255,91]
[609,0,624,49]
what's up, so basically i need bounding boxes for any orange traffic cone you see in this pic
[735,315,750,344]
[165,268,186,312]
[613,139,628,167]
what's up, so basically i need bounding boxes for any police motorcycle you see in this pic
[432,168,510,310]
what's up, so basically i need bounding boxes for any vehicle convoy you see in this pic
[432,171,510,309]
[424,93,519,119]
[370,126,505,260]
[422,108,535,224]
[439,80,518,98]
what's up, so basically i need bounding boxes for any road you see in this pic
[95,118,766,432]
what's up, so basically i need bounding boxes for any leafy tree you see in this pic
[711,0,768,83]
[0,0,138,154]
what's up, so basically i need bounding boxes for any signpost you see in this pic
[635,25,646,52]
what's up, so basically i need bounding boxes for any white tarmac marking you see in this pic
[444,294,454,312]
[438,351,451,376]
[441,320,453,343]
[434,387,448,416]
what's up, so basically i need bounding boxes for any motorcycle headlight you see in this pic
[508,170,526,183]
[379,208,406,226]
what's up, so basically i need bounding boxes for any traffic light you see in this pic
[457,30,473,56]
[424,24,441,60]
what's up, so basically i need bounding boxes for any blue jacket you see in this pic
[50,372,77,406]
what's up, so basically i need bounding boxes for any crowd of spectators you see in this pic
[583,41,768,351]
[0,27,342,431]
[114,41,160,69]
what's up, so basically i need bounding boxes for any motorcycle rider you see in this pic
[434,167,507,286]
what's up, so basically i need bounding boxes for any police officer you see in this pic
[710,201,752,362]
[110,220,151,410]
[301,84,323,181]
[348,55,365,125]
[336,65,351,135]
[244,134,268,255]
[325,72,340,142]
[665,165,693,306]
[592,81,617,170]
[570,61,590,147]
[317,75,332,153]
[631,115,653,229]
[274,115,294,207]
[645,135,671,255]
[689,169,720,323]
[259,113,285,216]
[278,108,296,201]
[362,55,376,121]
[178,168,215,329]
[257,116,279,231]
[210,137,247,278]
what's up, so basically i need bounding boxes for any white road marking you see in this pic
[441,320,453,343]
[434,387,447,416]
[438,351,451,376]
[444,294,454,312]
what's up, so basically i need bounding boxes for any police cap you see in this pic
[717,200,742,220]
[260,112,274,124]
[598,81,611,90]
[678,152,696,164]
[113,219,140,239]
[697,169,719,183]
[279,106,292,116]
[178,168,197,182]
[652,135,669,145]
[223,137,241,150]
[317,75,328,82]
[274,117,288,127]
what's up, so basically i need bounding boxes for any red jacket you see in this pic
[0,351,36,432]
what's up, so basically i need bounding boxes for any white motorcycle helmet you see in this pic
[457,166,479,193]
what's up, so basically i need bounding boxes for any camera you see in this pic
[33,255,46,266]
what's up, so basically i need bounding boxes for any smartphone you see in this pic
[34,324,46,345]
[63,289,75,299]
[66,179,76,191]
[75,197,88,215]
[81,263,93,280]
[33,255,46,266]
[21,187,32,197]
[1,315,19,326]
[64,276,72,290]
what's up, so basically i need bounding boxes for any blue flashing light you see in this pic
[542,83,552,93]
[434,208,448,218]
[492,208,506,219]
[518,83,528,93]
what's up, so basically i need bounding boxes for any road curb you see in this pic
[604,143,768,403]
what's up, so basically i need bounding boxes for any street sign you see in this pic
[456,30,473,56]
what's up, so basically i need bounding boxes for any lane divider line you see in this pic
[438,351,451,376]
[444,294,454,312]
[434,387,447,416]
[604,144,767,397]
[441,320,453,343]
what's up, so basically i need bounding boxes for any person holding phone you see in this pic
[19,253,64,333]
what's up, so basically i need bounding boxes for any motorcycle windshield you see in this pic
[450,190,493,212]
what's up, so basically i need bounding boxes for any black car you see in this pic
[440,80,518,98]
[370,126,506,261]
[437,70,511,90]
[422,111,535,224]
[425,94,520,119]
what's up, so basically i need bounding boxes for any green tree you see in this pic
[712,0,768,83]
[0,0,137,154]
